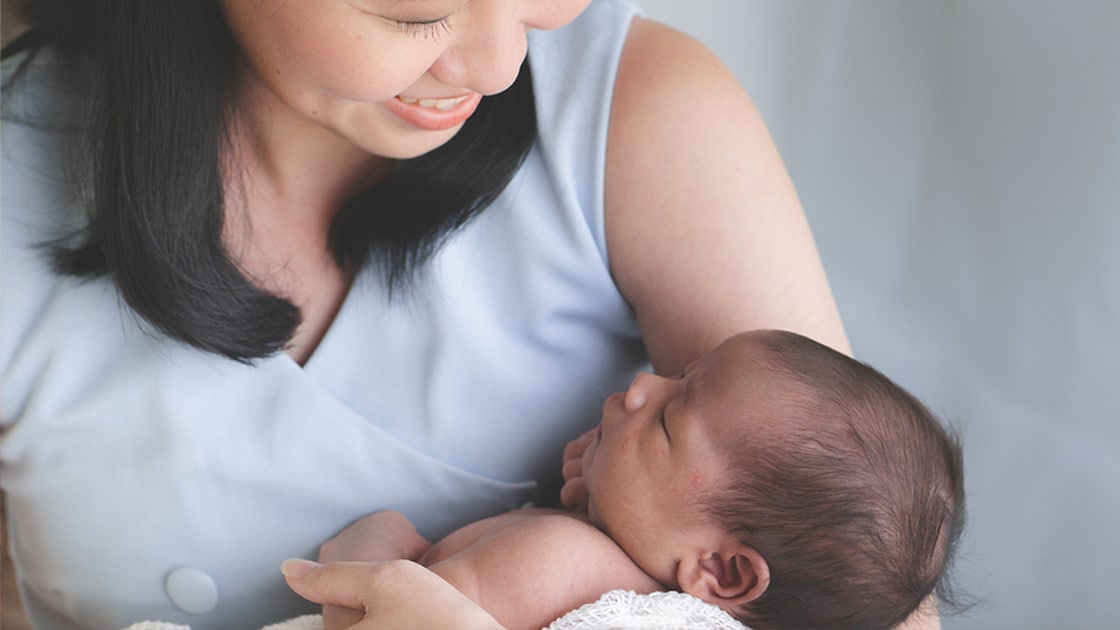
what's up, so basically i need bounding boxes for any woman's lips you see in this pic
[385,92,483,131]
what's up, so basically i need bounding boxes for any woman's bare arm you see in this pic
[605,18,851,374]
[897,596,942,630]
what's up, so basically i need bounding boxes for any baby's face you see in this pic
[580,331,778,586]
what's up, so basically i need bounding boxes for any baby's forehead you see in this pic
[700,334,790,395]
[696,342,810,439]
[705,330,786,373]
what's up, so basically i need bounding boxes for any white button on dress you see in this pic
[164,567,219,614]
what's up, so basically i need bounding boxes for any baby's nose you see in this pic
[623,372,659,412]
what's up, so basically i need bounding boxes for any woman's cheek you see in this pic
[280,23,435,102]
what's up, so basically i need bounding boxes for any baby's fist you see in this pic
[559,428,596,511]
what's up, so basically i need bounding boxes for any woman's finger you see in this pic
[282,558,505,629]
[282,559,377,609]
[323,604,365,630]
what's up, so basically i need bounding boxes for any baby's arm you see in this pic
[319,509,432,563]
[424,508,663,630]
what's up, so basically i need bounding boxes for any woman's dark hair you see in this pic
[2,1,538,361]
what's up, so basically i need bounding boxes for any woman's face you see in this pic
[220,0,591,159]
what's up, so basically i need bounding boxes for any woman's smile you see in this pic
[385,91,484,130]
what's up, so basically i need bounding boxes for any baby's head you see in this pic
[580,330,964,630]
[702,330,964,629]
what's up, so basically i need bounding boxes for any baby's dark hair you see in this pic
[704,330,965,630]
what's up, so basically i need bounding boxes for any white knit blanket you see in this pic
[121,589,747,630]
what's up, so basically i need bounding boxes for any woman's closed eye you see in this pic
[394,17,452,39]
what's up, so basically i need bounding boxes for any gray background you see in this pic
[1,2,1116,629]
[633,1,1120,629]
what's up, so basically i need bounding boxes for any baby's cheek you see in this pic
[617,438,634,454]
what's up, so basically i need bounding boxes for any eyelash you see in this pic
[394,17,451,39]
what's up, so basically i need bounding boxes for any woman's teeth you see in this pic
[397,95,471,111]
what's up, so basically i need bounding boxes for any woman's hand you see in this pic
[283,558,505,630]
[559,428,596,511]
[317,510,433,629]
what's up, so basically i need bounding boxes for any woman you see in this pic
[1,1,853,628]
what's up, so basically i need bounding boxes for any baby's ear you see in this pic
[677,542,770,609]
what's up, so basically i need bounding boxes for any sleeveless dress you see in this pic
[0,1,645,627]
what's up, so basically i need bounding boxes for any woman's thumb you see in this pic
[282,558,368,609]
[281,558,317,579]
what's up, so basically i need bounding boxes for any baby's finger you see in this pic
[561,456,583,482]
[560,477,589,511]
[562,428,596,460]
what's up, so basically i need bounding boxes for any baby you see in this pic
[298,329,964,630]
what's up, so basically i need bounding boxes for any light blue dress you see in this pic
[0,1,645,627]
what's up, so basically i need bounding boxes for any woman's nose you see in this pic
[429,8,528,95]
